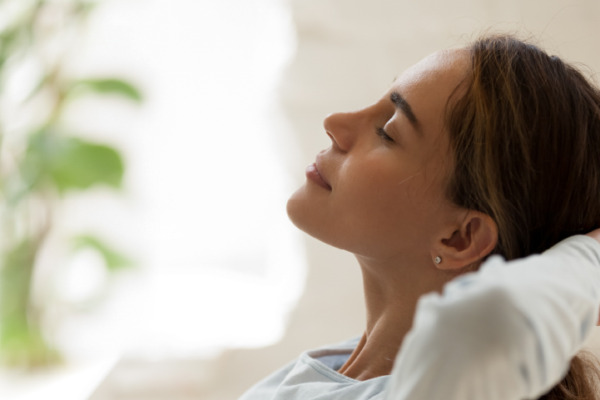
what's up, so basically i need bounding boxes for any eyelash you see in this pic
[376,127,394,143]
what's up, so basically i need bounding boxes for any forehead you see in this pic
[389,49,470,135]
[394,49,470,90]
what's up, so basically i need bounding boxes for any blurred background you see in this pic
[0,0,600,399]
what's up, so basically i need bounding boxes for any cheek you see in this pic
[337,172,426,229]
[337,162,448,240]
[338,154,419,208]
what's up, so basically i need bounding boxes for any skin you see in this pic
[287,49,495,380]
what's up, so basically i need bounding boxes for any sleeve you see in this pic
[384,235,600,400]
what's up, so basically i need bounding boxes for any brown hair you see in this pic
[446,35,600,399]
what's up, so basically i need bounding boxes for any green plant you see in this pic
[0,0,141,368]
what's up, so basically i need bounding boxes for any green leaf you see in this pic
[23,130,125,193]
[74,0,99,17]
[0,239,59,369]
[72,234,134,272]
[0,317,61,369]
[1,239,36,319]
[66,78,143,103]
[0,26,25,74]
[49,138,124,192]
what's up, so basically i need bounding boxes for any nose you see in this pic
[323,111,358,152]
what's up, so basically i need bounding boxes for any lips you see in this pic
[305,161,332,190]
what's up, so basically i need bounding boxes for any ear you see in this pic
[431,211,498,271]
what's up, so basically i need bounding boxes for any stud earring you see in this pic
[434,256,442,264]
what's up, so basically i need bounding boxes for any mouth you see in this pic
[305,161,332,191]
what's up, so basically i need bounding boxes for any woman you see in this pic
[240,35,600,399]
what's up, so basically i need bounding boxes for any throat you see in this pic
[337,257,447,380]
[337,318,411,380]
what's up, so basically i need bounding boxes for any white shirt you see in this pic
[240,235,600,400]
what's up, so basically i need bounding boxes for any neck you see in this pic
[337,255,456,380]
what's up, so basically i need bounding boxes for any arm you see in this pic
[385,235,600,400]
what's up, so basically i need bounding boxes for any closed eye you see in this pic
[376,127,395,143]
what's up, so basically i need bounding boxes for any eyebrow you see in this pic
[390,91,420,131]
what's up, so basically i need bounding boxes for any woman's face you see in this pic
[287,49,470,264]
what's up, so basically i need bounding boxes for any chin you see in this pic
[286,188,347,251]
[286,186,311,232]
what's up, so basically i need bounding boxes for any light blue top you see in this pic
[240,236,600,400]
[239,337,387,400]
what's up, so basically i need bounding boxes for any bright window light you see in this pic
[53,0,305,359]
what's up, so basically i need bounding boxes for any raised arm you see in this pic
[385,234,600,400]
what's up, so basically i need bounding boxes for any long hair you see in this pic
[446,35,600,399]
